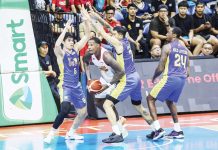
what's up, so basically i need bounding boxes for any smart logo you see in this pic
[9,86,32,110]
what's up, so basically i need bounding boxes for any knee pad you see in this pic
[60,101,72,115]
[131,100,141,105]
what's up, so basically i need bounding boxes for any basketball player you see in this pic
[146,27,190,140]
[44,7,91,144]
[90,20,155,143]
[83,37,128,138]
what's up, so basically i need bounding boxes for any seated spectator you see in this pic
[149,4,175,49]
[199,42,214,56]
[33,0,50,11]
[173,1,194,48]
[38,41,61,112]
[52,0,77,13]
[192,1,218,55]
[173,1,203,54]
[121,3,149,58]
[151,0,176,17]
[134,0,153,23]
[51,7,74,41]
[149,44,161,59]
[211,4,218,38]
[74,0,94,12]
[104,6,121,33]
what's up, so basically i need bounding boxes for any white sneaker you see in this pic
[65,132,84,140]
[44,134,55,144]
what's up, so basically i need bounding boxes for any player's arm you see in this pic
[54,19,73,58]
[152,44,170,83]
[74,7,91,52]
[103,52,125,85]
[91,21,123,54]
[83,51,93,81]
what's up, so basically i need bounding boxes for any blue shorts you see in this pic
[109,72,142,102]
[62,83,86,109]
[150,76,186,103]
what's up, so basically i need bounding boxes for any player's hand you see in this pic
[96,84,109,94]
[65,19,73,30]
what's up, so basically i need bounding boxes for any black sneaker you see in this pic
[146,131,155,139]
[152,128,165,141]
[165,130,184,139]
[109,132,116,137]
[102,134,124,143]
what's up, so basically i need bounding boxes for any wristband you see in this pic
[106,82,111,86]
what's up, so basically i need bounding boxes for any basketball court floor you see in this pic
[0,112,218,150]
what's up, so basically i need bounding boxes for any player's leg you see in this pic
[129,74,154,125]
[66,106,87,140]
[147,76,176,140]
[44,101,72,143]
[165,100,184,139]
[66,85,87,140]
[165,77,185,139]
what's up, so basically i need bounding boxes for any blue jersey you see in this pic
[58,49,80,88]
[163,40,188,78]
[113,38,136,75]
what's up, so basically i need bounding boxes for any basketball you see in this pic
[88,80,102,92]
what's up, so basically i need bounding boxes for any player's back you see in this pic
[58,49,80,88]
[163,40,188,78]
[113,38,136,75]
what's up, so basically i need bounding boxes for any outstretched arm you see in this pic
[54,19,72,57]
[152,44,169,83]
[74,6,91,52]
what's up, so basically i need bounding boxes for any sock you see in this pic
[48,128,57,136]
[68,128,76,135]
[174,123,182,132]
[150,123,156,131]
[153,120,160,130]
[112,124,121,135]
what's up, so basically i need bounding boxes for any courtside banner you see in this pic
[0,0,57,126]
[90,58,218,118]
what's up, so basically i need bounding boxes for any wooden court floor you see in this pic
[0,112,218,150]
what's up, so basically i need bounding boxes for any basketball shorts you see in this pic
[108,72,142,102]
[150,76,186,103]
[62,83,86,109]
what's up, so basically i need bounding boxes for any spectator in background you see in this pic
[134,0,153,23]
[211,4,218,38]
[121,3,149,58]
[192,1,218,56]
[33,0,50,11]
[104,6,121,33]
[151,0,176,17]
[52,0,77,13]
[173,1,202,54]
[199,42,214,57]
[74,0,94,12]
[149,45,161,59]
[149,4,175,50]
[51,7,74,42]
[38,41,61,113]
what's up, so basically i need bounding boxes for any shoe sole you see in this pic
[165,135,184,139]
[153,131,166,141]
